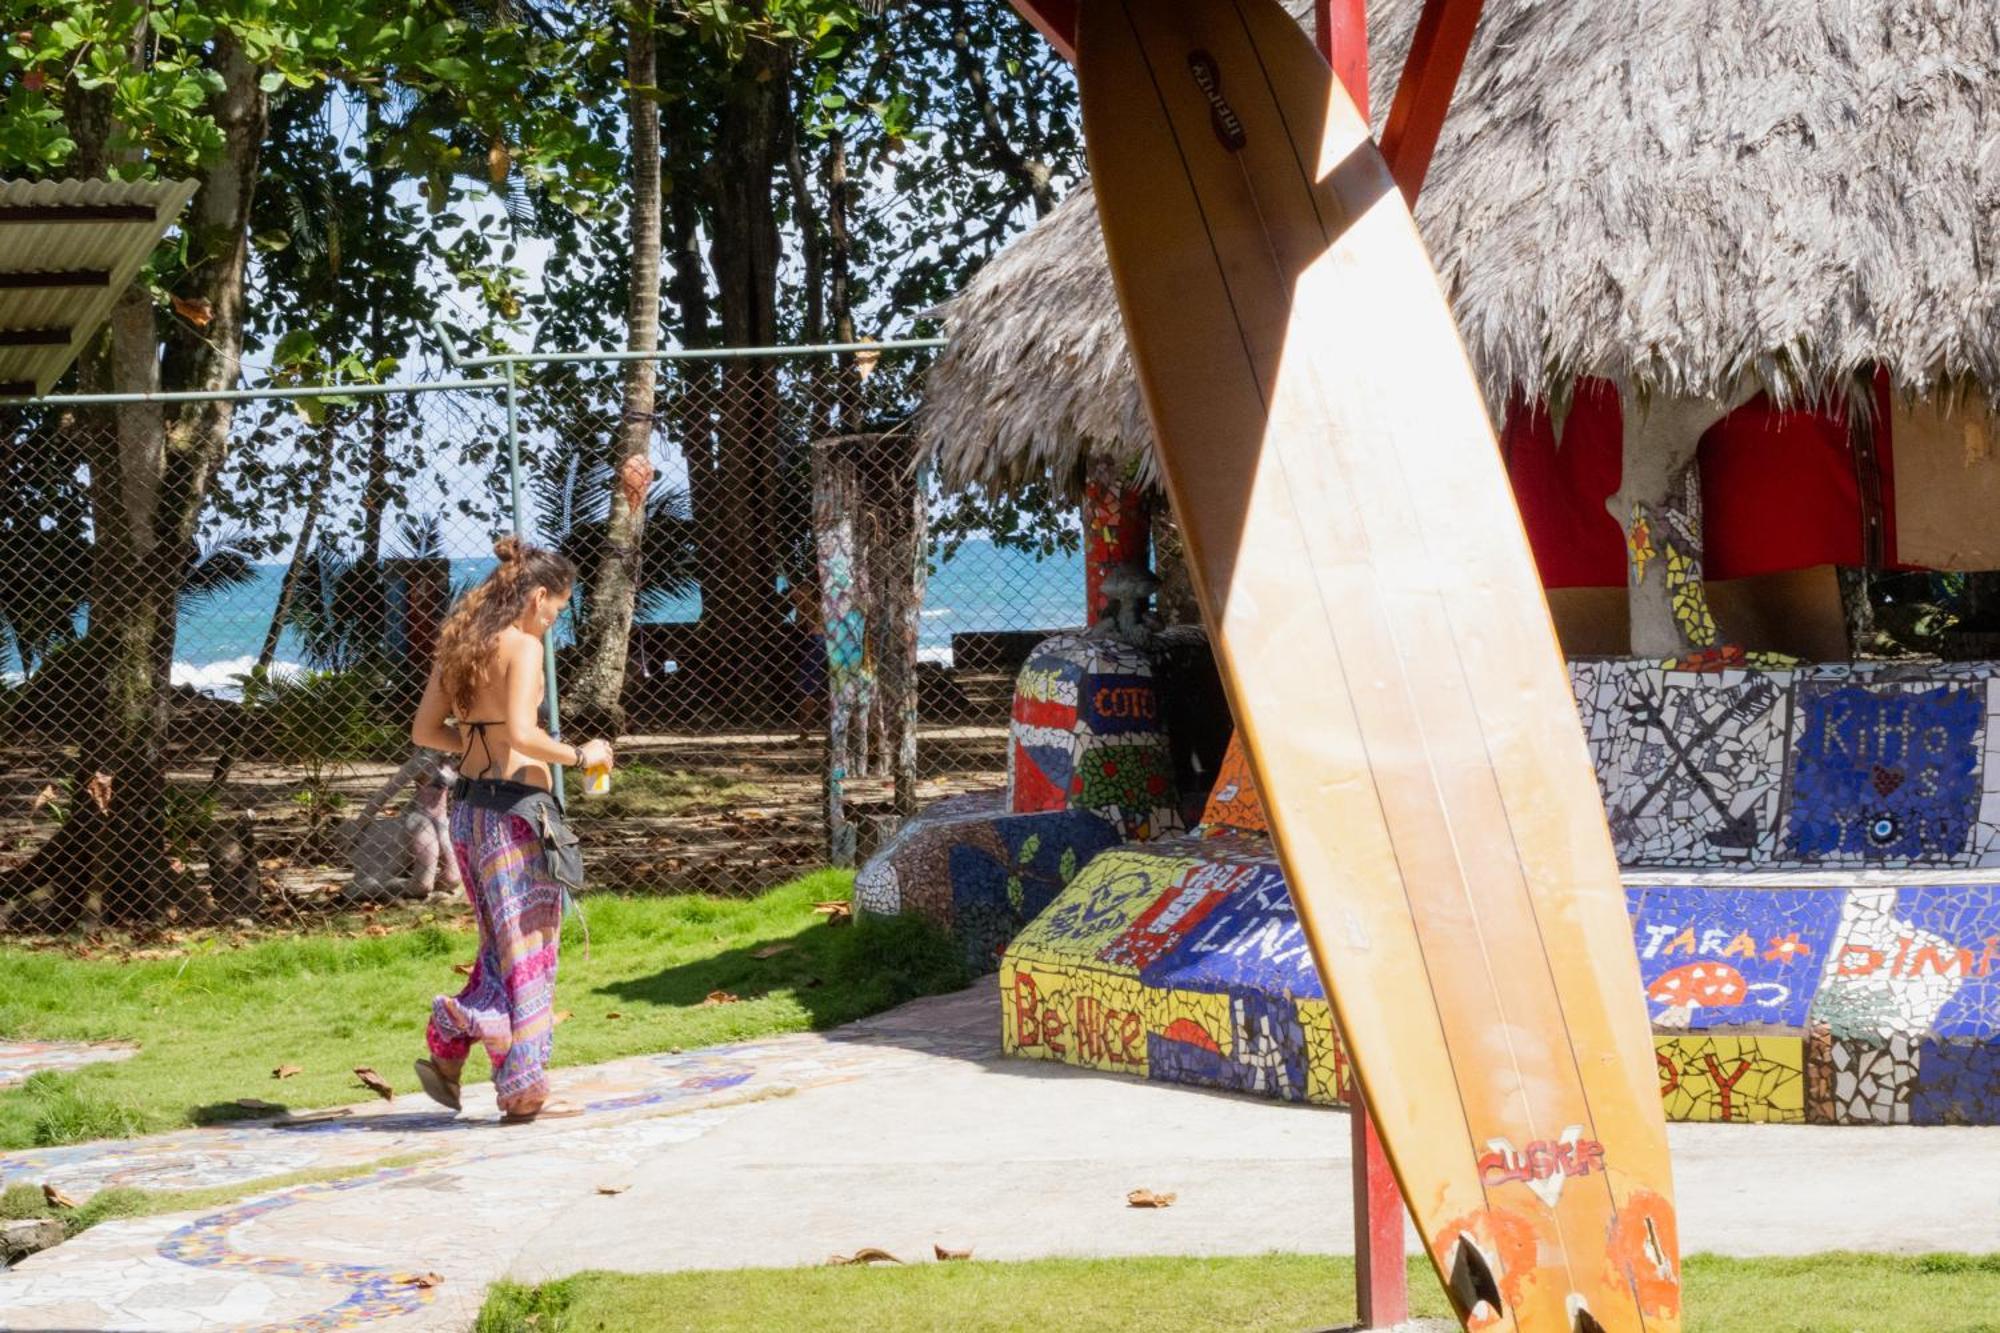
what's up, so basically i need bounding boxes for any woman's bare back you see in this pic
[455,627,552,789]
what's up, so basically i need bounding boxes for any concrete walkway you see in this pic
[3,986,1998,1332]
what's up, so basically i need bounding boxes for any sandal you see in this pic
[500,1098,586,1124]
[413,1058,462,1112]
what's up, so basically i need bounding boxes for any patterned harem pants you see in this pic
[426,804,563,1107]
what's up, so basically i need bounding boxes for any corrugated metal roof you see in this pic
[0,178,199,396]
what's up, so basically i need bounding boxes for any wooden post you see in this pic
[1352,1098,1409,1328]
[1378,0,1487,203]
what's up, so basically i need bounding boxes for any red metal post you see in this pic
[1377,0,1485,203]
[1352,1100,1410,1327]
[1006,0,1078,63]
[1314,0,1370,119]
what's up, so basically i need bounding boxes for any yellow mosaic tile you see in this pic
[1655,1034,1805,1123]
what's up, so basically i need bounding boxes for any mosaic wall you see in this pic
[853,791,1123,972]
[1575,659,2000,869]
[1170,660,2000,871]
[1009,632,1183,841]
[1004,841,2000,1124]
[1004,838,1354,1108]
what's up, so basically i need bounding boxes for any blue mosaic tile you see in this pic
[1139,859,1322,1000]
[1785,684,1983,862]
[1911,1039,2000,1125]
[1628,886,1844,1028]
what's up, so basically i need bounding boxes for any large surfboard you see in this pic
[1077,2,1680,1329]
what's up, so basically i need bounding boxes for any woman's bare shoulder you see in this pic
[496,626,542,663]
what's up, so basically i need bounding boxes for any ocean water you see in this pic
[2,538,1085,700]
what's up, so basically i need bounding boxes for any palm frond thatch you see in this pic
[922,0,2000,495]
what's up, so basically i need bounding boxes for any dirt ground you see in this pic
[0,670,1017,945]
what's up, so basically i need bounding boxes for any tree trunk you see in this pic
[353,95,395,665]
[1606,390,1747,659]
[6,33,268,927]
[567,13,663,738]
[696,35,796,722]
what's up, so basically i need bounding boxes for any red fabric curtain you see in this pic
[1499,375,1898,589]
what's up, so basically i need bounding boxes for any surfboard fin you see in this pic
[1447,1235,1504,1318]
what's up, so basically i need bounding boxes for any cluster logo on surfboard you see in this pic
[1477,1126,1609,1207]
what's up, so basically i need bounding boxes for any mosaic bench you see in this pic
[856,628,1194,970]
[854,792,1124,972]
[1000,837,2000,1125]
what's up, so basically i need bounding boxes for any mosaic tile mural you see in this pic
[1008,632,1182,841]
[1574,660,2000,870]
[853,791,1122,972]
[1004,847,2000,1124]
[1004,837,1354,1109]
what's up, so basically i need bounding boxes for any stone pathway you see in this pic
[0,1040,137,1091]
[4,987,2000,1331]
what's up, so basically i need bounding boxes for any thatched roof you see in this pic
[924,0,2000,494]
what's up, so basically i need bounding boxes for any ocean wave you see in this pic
[172,656,303,701]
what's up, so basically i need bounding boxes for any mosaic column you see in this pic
[812,440,877,867]
[1084,453,1151,627]
[1606,391,1738,659]
[812,433,930,860]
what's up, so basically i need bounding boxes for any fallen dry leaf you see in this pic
[42,1184,79,1210]
[750,943,794,960]
[273,1064,302,1080]
[1126,1190,1178,1209]
[171,295,215,327]
[934,1244,974,1262]
[554,1010,574,1026]
[452,962,475,976]
[825,1247,903,1267]
[362,923,390,938]
[596,1184,630,1196]
[605,1011,623,1021]
[234,1098,286,1114]
[402,1271,445,1289]
[699,991,740,1007]
[353,1066,394,1100]
[84,771,113,815]
[29,784,59,815]
[812,900,853,926]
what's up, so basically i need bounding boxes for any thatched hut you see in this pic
[923,0,2000,660]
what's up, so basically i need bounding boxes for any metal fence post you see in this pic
[501,361,568,804]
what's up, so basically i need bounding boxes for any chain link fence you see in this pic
[0,343,1085,934]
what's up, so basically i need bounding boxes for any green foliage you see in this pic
[7,1071,158,1147]
[239,668,395,836]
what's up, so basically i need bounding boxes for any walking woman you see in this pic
[408,537,613,1121]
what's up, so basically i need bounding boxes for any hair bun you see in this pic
[493,536,525,565]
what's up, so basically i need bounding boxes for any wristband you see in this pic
[571,743,585,768]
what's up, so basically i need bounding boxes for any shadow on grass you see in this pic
[596,910,973,1036]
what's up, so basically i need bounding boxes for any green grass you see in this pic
[476,1254,2000,1332]
[560,763,768,820]
[0,871,966,1150]
[1,1152,434,1240]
